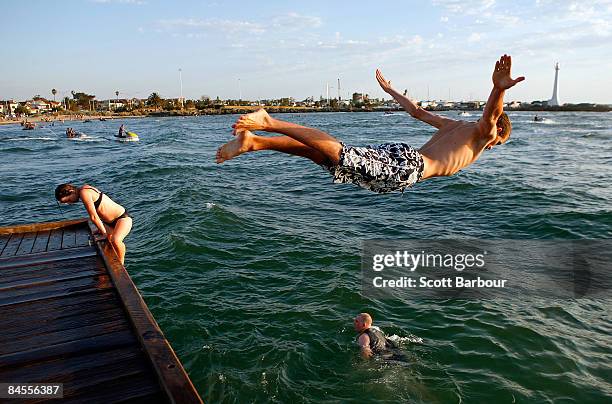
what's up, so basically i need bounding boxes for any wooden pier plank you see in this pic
[0,330,137,368]
[0,268,100,293]
[0,245,96,270]
[62,227,77,249]
[15,232,37,256]
[0,319,131,356]
[1,306,128,345]
[0,235,10,255]
[58,370,164,404]
[0,345,143,382]
[47,228,63,251]
[31,230,51,253]
[1,233,24,257]
[0,290,120,328]
[0,274,113,308]
[75,226,91,247]
[0,255,101,283]
[0,218,87,235]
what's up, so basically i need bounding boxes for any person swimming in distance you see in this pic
[217,55,524,194]
[55,184,132,264]
[354,313,404,360]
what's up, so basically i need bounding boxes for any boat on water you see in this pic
[83,119,92,123]
[22,122,36,130]
[458,111,472,116]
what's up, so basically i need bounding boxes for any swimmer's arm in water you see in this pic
[479,54,524,136]
[80,188,107,238]
[358,333,373,359]
[376,69,454,129]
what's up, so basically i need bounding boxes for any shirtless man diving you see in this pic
[216,55,525,193]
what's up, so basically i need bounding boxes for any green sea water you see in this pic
[1,111,611,403]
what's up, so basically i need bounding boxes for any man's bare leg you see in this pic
[232,109,342,165]
[216,130,330,165]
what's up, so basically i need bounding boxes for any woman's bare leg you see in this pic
[232,109,342,165]
[107,217,132,265]
[217,130,331,165]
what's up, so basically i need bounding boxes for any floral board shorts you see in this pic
[321,143,425,193]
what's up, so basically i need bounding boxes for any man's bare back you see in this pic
[418,120,488,179]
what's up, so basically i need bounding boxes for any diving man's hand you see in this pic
[376,69,395,94]
[492,54,525,90]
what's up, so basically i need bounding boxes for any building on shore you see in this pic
[100,99,128,111]
[1,100,20,116]
[27,98,53,114]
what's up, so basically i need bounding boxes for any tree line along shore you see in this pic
[2,90,609,126]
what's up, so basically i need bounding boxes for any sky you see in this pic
[1,0,611,103]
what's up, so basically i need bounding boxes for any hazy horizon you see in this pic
[1,0,611,104]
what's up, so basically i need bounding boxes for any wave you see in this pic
[68,136,106,142]
[0,146,35,153]
[2,137,57,141]
[387,334,424,344]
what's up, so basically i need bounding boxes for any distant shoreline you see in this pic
[2,105,610,126]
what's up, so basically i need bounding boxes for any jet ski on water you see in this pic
[115,124,139,142]
[66,127,88,138]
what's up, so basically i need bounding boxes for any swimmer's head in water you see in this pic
[55,183,79,204]
[354,312,372,332]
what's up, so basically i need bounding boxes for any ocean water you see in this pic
[1,111,611,403]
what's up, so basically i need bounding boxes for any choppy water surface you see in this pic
[1,112,611,403]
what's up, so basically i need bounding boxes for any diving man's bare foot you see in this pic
[232,109,274,133]
[216,130,255,163]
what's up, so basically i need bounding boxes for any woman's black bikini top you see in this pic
[85,186,128,226]
[85,186,104,211]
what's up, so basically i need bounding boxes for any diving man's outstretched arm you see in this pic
[376,69,454,129]
[478,55,524,136]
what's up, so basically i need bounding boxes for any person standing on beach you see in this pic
[55,184,132,264]
[216,55,524,193]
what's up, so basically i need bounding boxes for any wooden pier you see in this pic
[0,219,202,403]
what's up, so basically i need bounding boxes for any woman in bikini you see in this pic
[55,183,132,264]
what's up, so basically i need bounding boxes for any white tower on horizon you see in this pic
[549,62,561,106]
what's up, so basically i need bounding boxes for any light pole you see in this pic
[238,78,242,103]
[178,68,184,109]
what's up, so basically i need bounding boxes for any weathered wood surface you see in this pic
[0,246,97,270]
[1,233,24,257]
[31,230,51,254]
[0,218,87,235]
[47,228,63,251]
[0,219,202,403]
